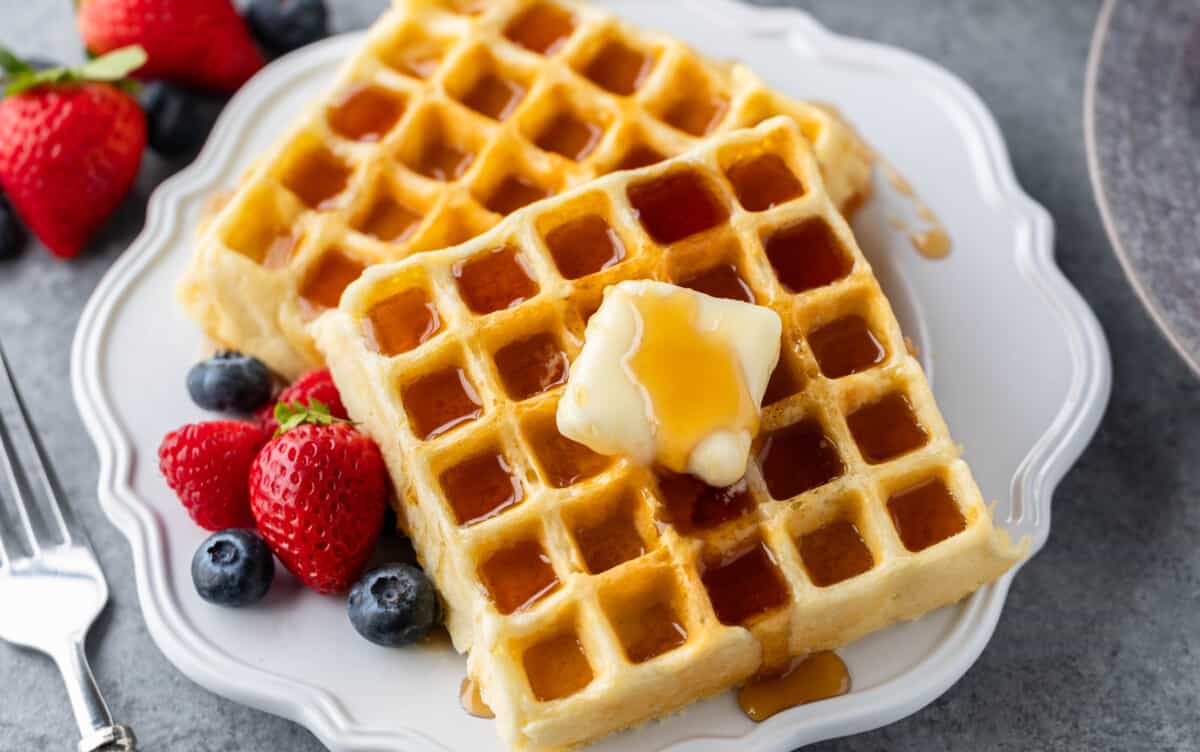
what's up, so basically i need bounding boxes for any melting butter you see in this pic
[557,281,780,487]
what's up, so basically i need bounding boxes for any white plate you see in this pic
[70,2,1111,750]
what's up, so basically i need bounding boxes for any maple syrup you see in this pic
[299,250,365,310]
[887,478,965,552]
[227,211,297,267]
[878,158,952,259]
[545,214,626,279]
[534,112,603,162]
[493,332,568,401]
[616,144,667,171]
[479,538,560,614]
[484,175,550,216]
[627,170,728,245]
[626,289,757,475]
[611,600,687,663]
[762,354,802,406]
[701,540,789,626]
[726,153,803,212]
[808,315,886,379]
[523,631,594,701]
[663,93,728,137]
[409,138,475,182]
[459,677,495,719]
[439,447,524,526]
[764,219,851,294]
[757,420,844,500]
[523,411,612,488]
[281,146,352,210]
[504,3,576,55]
[459,73,526,121]
[354,193,423,243]
[453,246,539,314]
[737,651,850,721]
[402,366,482,440]
[572,501,647,573]
[846,393,928,464]
[655,473,755,533]
[364,288,441,356]
[798,519,874,587]
[911,227,951,258]
[326,84,405,142]
[677,263,754,303]
[582,40,655,95]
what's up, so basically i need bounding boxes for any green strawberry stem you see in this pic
[0,45,147,96]
[274,399,355,437]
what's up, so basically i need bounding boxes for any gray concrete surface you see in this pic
[2,1,1198,750]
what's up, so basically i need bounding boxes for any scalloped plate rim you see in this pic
[69,2,1110,750]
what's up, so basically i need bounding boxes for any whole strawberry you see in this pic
[78,0,264,93]
[256,368,348,435]
[249,403,387,594]
[159,420,266,531]
[0,47,147,259]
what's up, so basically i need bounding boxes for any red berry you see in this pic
[0,83,145,258]
[158,421,266,531]
[257,369,348,434]
[78,0,264,93]
[249,423,387,594]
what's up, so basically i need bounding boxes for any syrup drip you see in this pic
[625,289,756,476]
[737,652,850,722]
[879,158,952,259]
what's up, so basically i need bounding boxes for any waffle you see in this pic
[179,0,873,379]
[312,116,1024,752]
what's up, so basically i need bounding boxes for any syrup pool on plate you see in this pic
[737,651,851,721]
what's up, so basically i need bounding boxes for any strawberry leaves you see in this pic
[0,45,146,96]
[273,399,355,437]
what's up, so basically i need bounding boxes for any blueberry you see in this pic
[246,0,330,56]
[0,193,25,260]
[141,81,225,158]
[187,350,274,413]
[192,529,275,607]
[348,564,442,647]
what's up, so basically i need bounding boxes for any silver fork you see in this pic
[0,344,136,752]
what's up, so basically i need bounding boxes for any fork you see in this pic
[0,344,136,752]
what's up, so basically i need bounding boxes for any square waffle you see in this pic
[179,0,874,379]
[312,116,1024,752]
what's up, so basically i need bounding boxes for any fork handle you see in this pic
[50,639,136,751]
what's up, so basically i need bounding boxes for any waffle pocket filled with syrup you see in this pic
[313,117,1024,752]
[179,0,873,379]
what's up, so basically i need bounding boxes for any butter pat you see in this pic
[557,280,781,487]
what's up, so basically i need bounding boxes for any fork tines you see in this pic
[0,343,74,563]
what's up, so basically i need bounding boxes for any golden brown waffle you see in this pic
[179,0,873,379]
[312,117,1024,752]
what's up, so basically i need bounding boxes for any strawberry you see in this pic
[256,368,348,435]
[249,403,387,594]
[0,48,147,259]
[158,420,266,531]
[78,0,264,93]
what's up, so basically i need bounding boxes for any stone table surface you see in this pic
[2,1,1197,750]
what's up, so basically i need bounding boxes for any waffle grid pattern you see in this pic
[180,0,873,378]
[313,118,1022,751]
